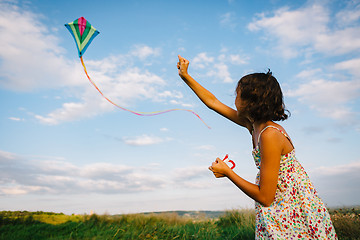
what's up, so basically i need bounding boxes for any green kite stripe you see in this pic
[69,24,82,51]
[80,27,97,51]
[82,21,91,41]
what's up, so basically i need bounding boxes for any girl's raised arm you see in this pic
[177,55,252,132]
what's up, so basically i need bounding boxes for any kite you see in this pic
[222,154,236,169]
[65,17,210,128]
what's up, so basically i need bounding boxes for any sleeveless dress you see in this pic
[253,126,337,239]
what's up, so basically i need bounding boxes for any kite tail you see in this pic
[80,56,211,129]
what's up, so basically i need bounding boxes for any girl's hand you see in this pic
[177,55,189,78]
[209,158,231,178]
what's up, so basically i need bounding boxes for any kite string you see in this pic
[80,57,211,129]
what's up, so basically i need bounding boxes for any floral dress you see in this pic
[253,126,337,239]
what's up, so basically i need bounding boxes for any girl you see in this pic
[177,55,337,239]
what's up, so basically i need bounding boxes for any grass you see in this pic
[0,207,359,239]
[329,207,360,240]
[0,211,233,240]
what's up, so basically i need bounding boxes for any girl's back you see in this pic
[253,126,337,239]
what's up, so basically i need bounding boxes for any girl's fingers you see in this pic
[211,161,217,168]
[214,173,225,178]
[209,157,230,176]
[178,55,185,62]
[178,55,188,65]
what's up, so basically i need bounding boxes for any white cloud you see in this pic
[309,161,360,206]
[195,145,215,151]
[122,134,166,146]
[248,4,328,43]
[35,101,104,125]
[229,54,248,65]
[130,45,160,61]
[0,150,17,161]
[168,99,194,108]
[248,2,360,58]
[81,163,131,179]
[295,68,322,79]
[335,3,360,27]
[313,161,360,176]
[334,58,360,76]
[220,12,237,30]
[0,1,84,91]
[157,90,184,100]
[173,166,208,180]
[0,150,167,195]
[192,52,247,83]
[212,62,232,83]
[2,186,47,195]
[0,149,213,196]
[172,166,212,189]
[287,78,360,121]
[314,27,360,55]
[192,52,214,69]
[8,117,24,122]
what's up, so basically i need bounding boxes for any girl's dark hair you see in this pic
[236,70,290,122]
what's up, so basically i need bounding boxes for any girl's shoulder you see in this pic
[261,123,289,138]
[257,123,294,154]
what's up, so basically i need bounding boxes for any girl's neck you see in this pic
[252,121,273,133]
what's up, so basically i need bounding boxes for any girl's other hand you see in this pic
[177,55,189,78]
[209,157,231,178]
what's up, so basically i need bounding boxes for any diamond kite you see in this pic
[65,17,99,57]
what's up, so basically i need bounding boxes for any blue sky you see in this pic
[0,0,359,214]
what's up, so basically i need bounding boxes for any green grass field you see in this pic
[0,207,359,239]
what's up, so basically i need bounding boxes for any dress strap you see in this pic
[257,125,294,148]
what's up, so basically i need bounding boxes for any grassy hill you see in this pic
[140,210,226,219]
[0,207,359,239]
